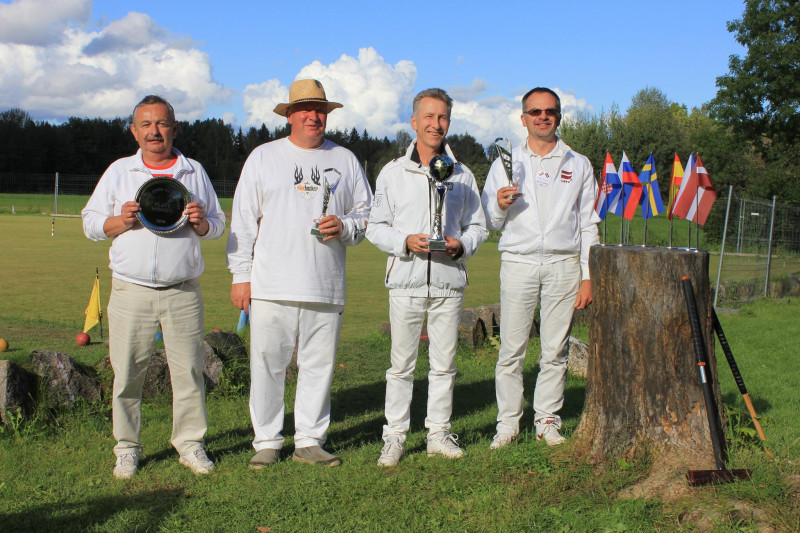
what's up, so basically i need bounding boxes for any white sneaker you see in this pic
[535,419,565,446]
[489,433,516,450]
[377,438,404,467]
[426,432,465,459]
[179,448,215,474]
[114,453,139,479]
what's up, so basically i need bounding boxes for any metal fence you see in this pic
[0,171,240,199]
[715,189,800,307]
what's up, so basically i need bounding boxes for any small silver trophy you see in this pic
[310,168,341,236]
[494,137,522,200]
[427,154,455,251]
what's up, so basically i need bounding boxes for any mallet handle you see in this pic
[711,310,768,444]
[682,276,725,471]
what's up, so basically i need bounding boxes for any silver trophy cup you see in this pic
[494,137,522,200]
[427,154,455,251]
[310,168,341,236]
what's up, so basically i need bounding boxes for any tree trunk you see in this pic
[572,245,727,500]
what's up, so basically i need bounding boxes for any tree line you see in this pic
[0,108,488,195]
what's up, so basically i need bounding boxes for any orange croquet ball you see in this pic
[76,333,90,346]
[0,338,8,352]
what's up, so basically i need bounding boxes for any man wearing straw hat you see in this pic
[481,87,600,449]
[227,79,372,469]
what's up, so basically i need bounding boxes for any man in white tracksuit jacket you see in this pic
[227,79,372,469]
[367,88,487,466]
[82,95,226,479]
[481,87,600,449]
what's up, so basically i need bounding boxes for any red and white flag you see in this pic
[671,155,716,225]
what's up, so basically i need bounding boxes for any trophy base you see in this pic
[428,239,447,251]
[310,226,323,236]
[507,193,523,200]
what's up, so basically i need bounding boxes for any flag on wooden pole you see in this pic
[638,153,664,219]
[594,152,622,219]
[84,270,102,333]
[620,152,642,220]
[672,155,717,225]
[666,154,684,221]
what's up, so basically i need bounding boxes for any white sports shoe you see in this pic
[535,419,565,446]
[179,448,215,474]
[377,438,404,467]
[489,433,517,450]
[113,453,139,479]
[426,432,465,459]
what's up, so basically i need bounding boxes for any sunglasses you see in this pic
[523,108,560,117]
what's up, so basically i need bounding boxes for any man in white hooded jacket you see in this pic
[367,88,487,466]
[481,87,600,449]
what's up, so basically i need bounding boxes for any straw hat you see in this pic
[273,79,343,117]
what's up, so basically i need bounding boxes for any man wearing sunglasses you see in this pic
[481,87,600,449]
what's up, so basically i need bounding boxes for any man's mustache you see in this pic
[146,134,164,142]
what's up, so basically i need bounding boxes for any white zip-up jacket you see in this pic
[366,141,488,297]
[82,148,225,287]
[481,138,600,280]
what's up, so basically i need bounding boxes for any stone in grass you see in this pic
[0,359,36,426]
[30,351,100,408]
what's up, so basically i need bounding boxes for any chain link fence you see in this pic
[715,192,800,307]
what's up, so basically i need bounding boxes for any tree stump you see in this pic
[572,246,726,500]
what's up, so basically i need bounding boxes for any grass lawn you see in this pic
[1,211,799,531]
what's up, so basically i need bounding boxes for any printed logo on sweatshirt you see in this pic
[560,170,573,183]
[294,165,322,200]
[372,193,382,207]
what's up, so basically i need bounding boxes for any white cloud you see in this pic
[0,1,230,121]
[0,0,90,45]
[447,87,595,147]
[243,47,417,138]
[447,78,489,102]
[242,52,594,148]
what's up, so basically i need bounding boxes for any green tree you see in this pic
[711,0,800,150]
[709,0,800,203]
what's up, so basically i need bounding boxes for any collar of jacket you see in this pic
[129,147,195,177]
[401,139,459,175]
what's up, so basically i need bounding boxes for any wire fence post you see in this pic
[764,195,777,297]
[714,185,733,308]
[54,172,59,214]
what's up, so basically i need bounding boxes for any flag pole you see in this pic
[694,153,700,249]
[669,217,674,248]
[642,189,649,247]
[618,184,625,246]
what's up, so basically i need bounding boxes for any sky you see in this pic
[0,0,747,146]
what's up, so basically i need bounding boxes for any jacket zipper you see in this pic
[426,179,432,298]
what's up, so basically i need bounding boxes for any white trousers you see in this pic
[249,299,343,451]
[495,259,580,436]
[382,294,463,442]
[108,278,207,457]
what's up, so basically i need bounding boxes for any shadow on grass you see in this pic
[721,392,772,417]
[0,488,184,532]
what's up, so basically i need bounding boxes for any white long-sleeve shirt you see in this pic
[226,137,372,305]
